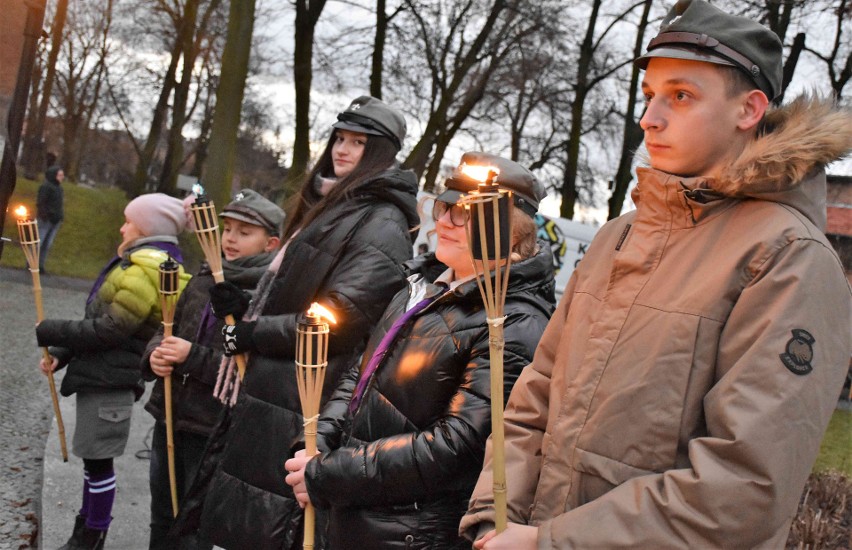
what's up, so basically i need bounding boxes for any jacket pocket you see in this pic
[571,447,656,504]
[98,405,132,423]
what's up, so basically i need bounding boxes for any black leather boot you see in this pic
[58,515,86,550]
[58,523,107,550]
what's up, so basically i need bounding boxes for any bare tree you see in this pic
[803,0,852,100]
[202,0,257,208]
[21,0,68,178]
[282,0,328,198]
[608,0,653,220]
[52,0,114,181]
[157,0,224,194]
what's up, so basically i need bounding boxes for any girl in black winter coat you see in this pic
[284,153,555,549]
[191,96,420,550]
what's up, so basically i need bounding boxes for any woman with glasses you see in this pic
[191,96,420,550]
[285,152,556,549]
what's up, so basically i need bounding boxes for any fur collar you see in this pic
[713,95,852,196]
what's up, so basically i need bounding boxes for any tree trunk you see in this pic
[21,51,43,179]
[130,39,181,196]
[202,0,257,209]
[282,0,327,199]
[608,0,653,220]
[776,32,805,105]
[560,0,601,219]
[191,84,216,178]
[370,0,387,99]
[158,0,200,195]
[21,0,68,178]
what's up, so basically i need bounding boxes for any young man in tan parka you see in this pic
[461,1,852,548]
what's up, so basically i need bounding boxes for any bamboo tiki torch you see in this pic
[459,167,513,533]
[188,186,248,380]
[15,205,68,462]
[158,257,181,517]
[296,302,336,550]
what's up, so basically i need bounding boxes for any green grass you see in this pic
[2,176,202,278]
[813,408,852,476]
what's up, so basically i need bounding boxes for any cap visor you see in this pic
[635,45,735,69]
[220,211,272,231]
[435,189,464,205]
[332,120,385,137]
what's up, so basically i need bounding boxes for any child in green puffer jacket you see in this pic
[36,193,190,550]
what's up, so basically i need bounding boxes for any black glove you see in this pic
[222,321,256,356]
[209,281,251,320]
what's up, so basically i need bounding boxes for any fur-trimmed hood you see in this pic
[714,95,852,197]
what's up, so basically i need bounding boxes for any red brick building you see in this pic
[826,174,852,284]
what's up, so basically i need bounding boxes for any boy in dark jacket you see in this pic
[141,189,284,550]
[36,165,64,273]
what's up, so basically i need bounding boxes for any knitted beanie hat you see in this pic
[124,193,186,237]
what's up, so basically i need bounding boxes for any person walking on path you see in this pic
[183,96,420,550]
[284,153,556,549]
[36,165,65,273]
[461,1,852,548]
[141,189,284,550]
[36,193,191,550]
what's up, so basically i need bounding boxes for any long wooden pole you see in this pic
[296,304,332,550]
[16,213,67,461]
[158,260,181,517]
[462,181,512,533]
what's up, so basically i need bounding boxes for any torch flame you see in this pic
[307,302,337,324]
[460,163,499,183]
[192,183,205,196]
[14,205,29,219]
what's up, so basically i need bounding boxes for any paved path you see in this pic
[0,267,151,549]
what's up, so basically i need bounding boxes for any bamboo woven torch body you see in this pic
[158,258,181,517]
[461,181,513,533]
[16,208,68,462]
[189,196,248,380]
[296,304,332,550]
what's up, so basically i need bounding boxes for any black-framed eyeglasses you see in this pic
[432,200,469,227]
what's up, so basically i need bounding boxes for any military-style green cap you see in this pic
[220,189,285,237]
[332,96,407,150]
[437,152,546,218]
[635,0,783,99]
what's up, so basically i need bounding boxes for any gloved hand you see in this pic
[222,321,256,356]
[209,281,251,320]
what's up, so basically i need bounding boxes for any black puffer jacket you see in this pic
[199,167,420,550]
[141,255,272,436]
[304,245,555,549]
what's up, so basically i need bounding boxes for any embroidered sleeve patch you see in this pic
[780,329,815,375]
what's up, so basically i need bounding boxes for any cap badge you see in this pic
[349,103,361,110]
[235,192,245,201]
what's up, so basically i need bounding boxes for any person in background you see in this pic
[141,190,284,549]
[284,152,556,549]
[36,165,65,273]
[461,1,852,548]
[191,96,420,550]
[36,193,190,550]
